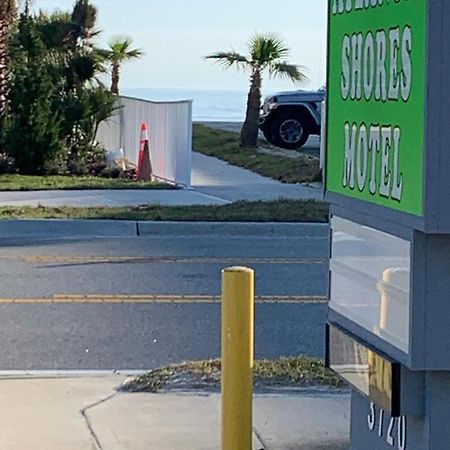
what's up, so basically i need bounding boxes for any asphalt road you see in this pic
[0,223,329,370]
[0,303,328,370]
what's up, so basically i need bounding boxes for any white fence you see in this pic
[96,96,193,188]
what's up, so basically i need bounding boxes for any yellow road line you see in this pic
[0,294,328,304]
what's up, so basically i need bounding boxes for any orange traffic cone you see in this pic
[136,123,152,181]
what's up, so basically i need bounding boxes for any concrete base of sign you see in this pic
[350,371,450,449]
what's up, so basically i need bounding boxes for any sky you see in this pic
[35,0,328,92]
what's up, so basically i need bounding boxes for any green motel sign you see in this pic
[326,0,427,217]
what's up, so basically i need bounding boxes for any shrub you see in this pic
[0,153,16,174]
[4,16,62,174]
[2,3,117,176]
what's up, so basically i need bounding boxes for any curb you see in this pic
[137,221,329,237]
[0,219,329,239]
[0,219,137,239]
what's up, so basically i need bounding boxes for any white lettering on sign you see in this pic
[343,123,356,189]
[398,414,407,450]
[388,28,400,100]
[351,33,363,100]
[369,125,380,195]
[387,417,395,445]
[341,35,351,99]
[368,401,376,430]
[367,402,407,449]
[340,27,412,102]
[378,408,384,437]
[332,0,404,16]
[380,127,391,198]
[342,124,403,201]
[375,30,387,102]
[391,127,403,201]
[357,123,368,191]
[401,27,412,102]
[335,0,413,203]
[363,32,375,100]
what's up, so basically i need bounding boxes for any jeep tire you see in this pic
[270,112,310,150]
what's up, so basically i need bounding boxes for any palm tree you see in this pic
[101,36,143,95]
[206,33,307,147]
[0,0,17,112]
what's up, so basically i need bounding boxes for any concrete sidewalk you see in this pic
[0,375,350,450]
[191,152,321,203]
[0,152,322,207]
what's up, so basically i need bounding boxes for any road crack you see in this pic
[81,392,117,450]
[253,426,268,450]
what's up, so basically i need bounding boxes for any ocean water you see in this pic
[122,87,248,122]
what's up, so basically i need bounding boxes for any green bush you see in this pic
[4,17,62,174]
[0,153,16,174]
[1,3,117,176]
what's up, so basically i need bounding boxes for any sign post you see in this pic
[325,1,450,448]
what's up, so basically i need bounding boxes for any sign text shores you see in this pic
[327,0,426,216]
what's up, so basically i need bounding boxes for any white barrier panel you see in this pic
[96,108,121,151]
[96,96,193,188]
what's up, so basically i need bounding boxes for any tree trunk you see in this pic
[0,1,17,113]
[240,66,262,147]
[0,20,11,113]
[110,62,120,95]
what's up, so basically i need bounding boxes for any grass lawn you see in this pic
[120,357,345,393]
[192,124,321,184]
[0,174,172,191]
[0,199,329,222]
[0,124,319,190]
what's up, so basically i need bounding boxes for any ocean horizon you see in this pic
[122,87,249,123]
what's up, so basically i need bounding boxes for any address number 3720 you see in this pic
[367,402,407,449]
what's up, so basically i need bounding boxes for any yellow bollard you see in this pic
[221,266,254,450]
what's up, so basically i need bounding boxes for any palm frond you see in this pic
[249,33,290,65]
[205,33,308,91]
[205,51,249,70]
[269,62,308,83]
[105,35,144,62]
[124,48,143,58]
[88,28,101,38]
[95,48,111,59]
[108,35,132,50]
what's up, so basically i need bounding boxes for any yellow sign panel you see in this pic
[328,324,400,415]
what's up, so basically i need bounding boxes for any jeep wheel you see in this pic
[270,113,310,150]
